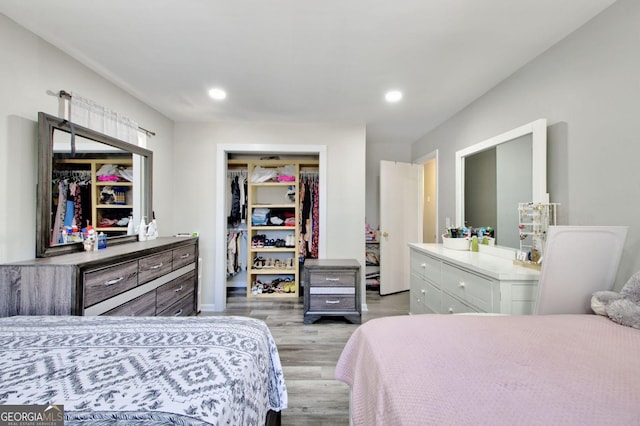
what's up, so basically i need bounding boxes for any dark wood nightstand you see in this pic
[303,259,361,324]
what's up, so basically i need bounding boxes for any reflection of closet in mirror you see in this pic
[455,119,547,250]
[52,157,134,245]
[37,112,153,257]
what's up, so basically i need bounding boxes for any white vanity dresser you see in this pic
[409,243,540,315]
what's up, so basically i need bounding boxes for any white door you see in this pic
[379,160,423,295]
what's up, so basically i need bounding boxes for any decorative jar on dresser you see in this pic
[408,243,540,315]
[0,237,198,317]
[303,259,361,324]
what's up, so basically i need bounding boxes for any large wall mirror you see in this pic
[37,112,153,257]
[455,119,547,249]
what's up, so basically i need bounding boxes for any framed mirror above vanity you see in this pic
[36,112,153,257]
[455,119,547,249]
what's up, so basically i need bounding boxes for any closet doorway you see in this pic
[215,144,327,312]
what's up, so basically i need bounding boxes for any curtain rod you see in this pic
[59,90,156,137]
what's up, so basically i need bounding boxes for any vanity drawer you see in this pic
[84,261,138,307]
[173,245,196,270]
[410,250,441,284]
[309,294,356,311]
[441,263,494,312]
[157,294,195,317]
[138,251,172,284]
[156,271,195,313]
[308,271,356,287]
[103,290,156,316]
[441,291,478,315]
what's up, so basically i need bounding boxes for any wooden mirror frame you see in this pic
[36,112,153,257]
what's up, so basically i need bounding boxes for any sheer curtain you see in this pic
[69,93,139,145]
[66,92,147,229]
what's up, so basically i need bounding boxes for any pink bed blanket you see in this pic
[335,314,640,425]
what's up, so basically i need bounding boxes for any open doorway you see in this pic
[214,144,327,312]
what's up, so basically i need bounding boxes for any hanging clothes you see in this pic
[227,170,247,226]
[227,230,246,276]
[299,171,320,260]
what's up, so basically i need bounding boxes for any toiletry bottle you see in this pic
[146,212,157,240]
[471,236,479,252]
[126,215,134,235]
[138,217,147,241]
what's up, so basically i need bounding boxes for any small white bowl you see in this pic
[442,235,471,251]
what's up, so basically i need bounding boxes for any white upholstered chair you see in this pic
[534,226,628,315]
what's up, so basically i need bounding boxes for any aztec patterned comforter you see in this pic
[0,315,288,425]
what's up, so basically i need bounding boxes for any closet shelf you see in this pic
[250,248,296,253]
[250,225,296,230]
[96,181,132,187]
[251,182,296,187]
[252,203,295,208]
[96,204,132,209]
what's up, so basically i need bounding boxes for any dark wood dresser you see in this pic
[303,259,361,324]
[0,237,198,317]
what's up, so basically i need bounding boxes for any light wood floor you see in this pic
[201,288,409,425]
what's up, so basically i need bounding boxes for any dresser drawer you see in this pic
[103,290,156,316]
[156,271,195,313]
[441,291,478,315]
[308,271,356,287]
[410,272,441,314]
[173,245,196,270]
[410,250,441,284]
[309,294,356,311]
[84,261,138,308]
[157,294,195,317]
[441,263,494,312]
[138,251,172,284]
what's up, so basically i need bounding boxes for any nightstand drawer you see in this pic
[308,272,356,287]
[84,260,138,307]
[309,295,356,311]
[139,251,172,284]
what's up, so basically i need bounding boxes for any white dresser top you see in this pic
[408,243,540,281]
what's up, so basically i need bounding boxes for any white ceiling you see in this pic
[0,0,617,145]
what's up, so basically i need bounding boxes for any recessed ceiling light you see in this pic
[208,88,227,100]
[385,90,403,103]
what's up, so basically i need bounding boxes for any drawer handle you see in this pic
[325,277,340,282]
[325,300,341,304]
[180,253,190,259]
[448,307,454,314]
[421,263,427,268]
[458,281,465,288]
[149,263,164,270]
[104,277,124,286]
[174,285,184,293]
[420,289,426,294]
[173,309,183,316]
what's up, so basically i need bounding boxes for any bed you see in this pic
[0,315,287,425]
[335,314,640,425]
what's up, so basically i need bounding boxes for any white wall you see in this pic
[0,14,174,263]
[173,122,366,311]
[412,0,640,289]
